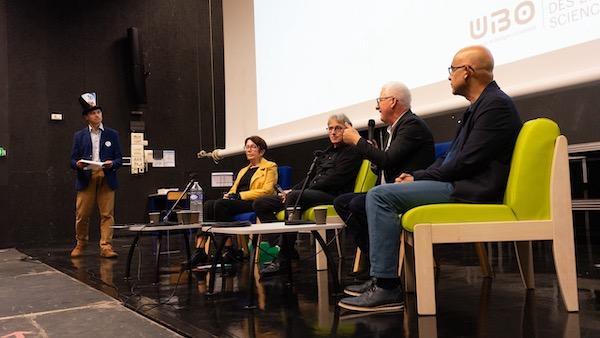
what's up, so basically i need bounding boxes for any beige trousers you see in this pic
[75,169,115,249]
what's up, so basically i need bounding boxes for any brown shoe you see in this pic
[100,248,118,258]
[70,244,87,258]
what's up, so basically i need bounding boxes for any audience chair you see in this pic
[434,141,452,159]
[400,118,578,315]
[277,165,293,190]
[163,191,188,220]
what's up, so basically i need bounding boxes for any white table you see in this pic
[201,221,345,309]
[124,223,204,283]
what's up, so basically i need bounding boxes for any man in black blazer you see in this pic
[339,45,522,312]
[334,81,435,279]
[70,92,123,259]
[254,113,362,276]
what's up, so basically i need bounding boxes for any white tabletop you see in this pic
[127,223,204,232]
[201,221,344,235]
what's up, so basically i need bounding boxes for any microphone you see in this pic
[305,150,324,183]
[367,119,375,141]
[285,150,323,225]
[162,174,198,223]
[274,183,285,194]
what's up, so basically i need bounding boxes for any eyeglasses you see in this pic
[448,65,474,75]
[326,126,344,133]
[244,144,259,150]
[376,96,395,105]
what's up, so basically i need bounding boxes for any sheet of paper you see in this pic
[152,150,176,168]
[80,159,104,169]
[162,150,175,167]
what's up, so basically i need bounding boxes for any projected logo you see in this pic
[543,0,600,28]
[470,1,535,39]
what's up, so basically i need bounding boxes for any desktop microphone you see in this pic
[285,150,324,225]
[308,150,324,172]
[367,119,375,142]
[162,174,197,223]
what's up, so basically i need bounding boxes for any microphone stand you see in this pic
[285,151,323,225]
[163,175,197,223]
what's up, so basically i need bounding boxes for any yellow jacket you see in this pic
[228,158,278,201]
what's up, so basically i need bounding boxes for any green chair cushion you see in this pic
[276,205,337,221]
[401,203,517,232]
[275,159,376,222]
[302,205,338,220]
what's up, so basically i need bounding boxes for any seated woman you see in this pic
[183,135,278,269]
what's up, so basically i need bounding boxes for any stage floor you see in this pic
[7,211,600,337]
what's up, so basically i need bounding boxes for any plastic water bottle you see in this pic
[189,181,203,223]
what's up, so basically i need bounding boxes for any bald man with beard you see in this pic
[339,45,523,312]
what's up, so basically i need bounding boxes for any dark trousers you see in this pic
[196,199,254,247]
[253,189,337,257]
[333,192,369,254]
[203,198,254,222]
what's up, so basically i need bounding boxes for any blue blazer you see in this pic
[70,126,123,190]
[413,81,522,203]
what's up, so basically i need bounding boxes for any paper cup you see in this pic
[149,212,161,224]
[313,207,327,224]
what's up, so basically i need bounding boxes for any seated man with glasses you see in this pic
[334,81,435,281]
[253,113,363,277]
[338,45,522,312]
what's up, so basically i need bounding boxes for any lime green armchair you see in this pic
[275,159,378,221]
[400,118,578,315]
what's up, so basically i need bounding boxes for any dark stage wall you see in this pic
[0,0,598,247]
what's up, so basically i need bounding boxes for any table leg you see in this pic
[315,229,328,271]
[183,230,192,271]
[244,234,258,310]
[283,233,294,286]
[154,232,164,284]
[207,234,227,295]
[125,232,142,280]
[311,230,341,295]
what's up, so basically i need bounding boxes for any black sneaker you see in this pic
[344,278,376,296]
[259,259,287,278]
[181,248,208,271]
[222,247,244,264]
[338,284,404,312]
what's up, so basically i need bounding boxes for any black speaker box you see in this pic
[127,27,147,105]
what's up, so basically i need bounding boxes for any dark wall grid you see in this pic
[0,0,598,247]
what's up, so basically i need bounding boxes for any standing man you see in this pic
[339,45,522,312]
[335,81,435,280]
[253,113,362,276]
[70,92,123,258]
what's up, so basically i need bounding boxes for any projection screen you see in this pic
[199,0,600,160]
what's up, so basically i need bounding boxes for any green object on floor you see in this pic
[248,241,279,264]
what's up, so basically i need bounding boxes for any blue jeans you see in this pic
[366,181,454,278]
